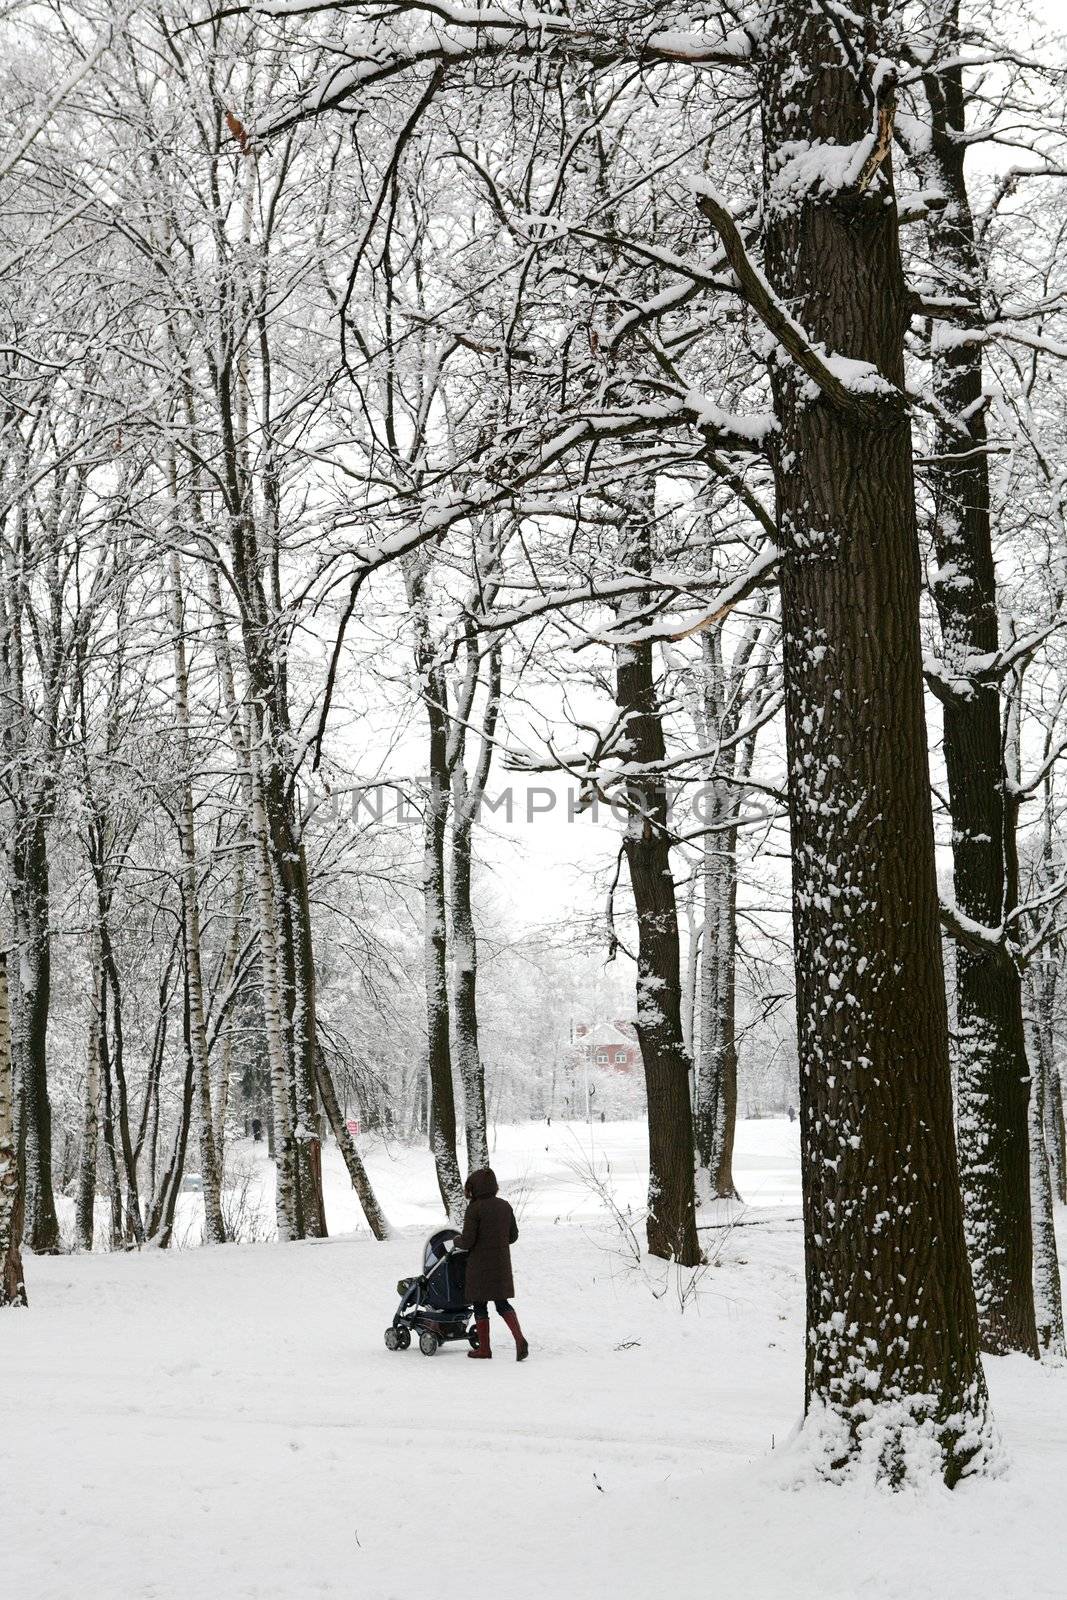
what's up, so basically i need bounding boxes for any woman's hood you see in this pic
[466,1167,499,1199]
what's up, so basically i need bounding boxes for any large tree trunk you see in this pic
[1048,1065,1067,1207]
[450,809,490,1174]
[74,942,103,1252]
[12,822,60,1254]
[97,886,144,1246]
[213,852,245,1157]
[205,569,302,1240]
[709,846,740,1199]
[919,21,1037,1358]
[169,552,227,1246]
[754,0,991,1480]
[1029,1035,1066,1357]
[694,613,774,1203]
[695,777,742,1203]
[260,768,327,1239]
[147,963,197,1251]
[207,347,328,1241]
[249,710,300,1242]
[1031,940,1067,1206]
[615,509,701,1267]
[448,634,500,1177]
[0,954,27,1306]
[407,559,465,1222]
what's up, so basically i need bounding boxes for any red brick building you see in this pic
[573,1020,641,1074]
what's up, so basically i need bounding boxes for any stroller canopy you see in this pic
[423,1229,459,1273]
[422,1228,468,1312]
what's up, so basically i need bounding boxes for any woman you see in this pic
[451,1168,529,1361]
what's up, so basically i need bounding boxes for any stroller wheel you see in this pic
[419,1331,440,1357]
[467,1327,479,1349]
[384,1327,401,1351]
[395,1326,411,1350]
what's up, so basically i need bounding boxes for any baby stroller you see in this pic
[384,1228,477,1357]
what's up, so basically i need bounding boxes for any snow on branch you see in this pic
[597,541,781,645]
[939,900,1009,961]
[692,184,904,423]
[240,2,754,138]
[348,399,774,572]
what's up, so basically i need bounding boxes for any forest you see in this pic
[2,2,1067,1595]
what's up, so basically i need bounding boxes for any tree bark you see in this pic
[918,18,1037,1358]
[1029,1033,1066,1357]
[11,820,60,1254]
[449,632,500,1176]
[74,941,103,1252]
[0,953,27,1306]
[693,612,772,1203]
[614,507,701,1267]
[147,960,197,1251]
[1048,1066,1067,1207]
[1030,937,1067,1206]
[407,557,465,1222]
[755,0,991,1479]
[696,795,741,1202]
[249,709,300,1242]
[169,551,227,1245]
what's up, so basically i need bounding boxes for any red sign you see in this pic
[346,1118,361,1137]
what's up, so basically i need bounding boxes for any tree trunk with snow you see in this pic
[918,20,1037,1358]
[1031,951,1067,1206]
[696,801,741,1203]
[10,821,60,1255]
[693,612,774,1204]
[213,853,245,1159]
[249,712,300,1242]
[1048,1066,1067,1207]
[96,885,144,1246]
[693,630,744,1204]
[0,954,27,1306]
[147,965,197,1252]
[450,806,491,1175]
[708,839,740,1200]
[407,558,465,1222]
[615,509,700,1267]
[752,0,992,1480]
[314,1045,391,1240]
[1029,1032,1066,1358]
[169,552,226,1246]
[206,572,301,1240]
[74,943,103,1252]
[449,631,500,1177]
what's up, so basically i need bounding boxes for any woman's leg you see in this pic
[495,1300,529,1360]
[469,1302,492,1358]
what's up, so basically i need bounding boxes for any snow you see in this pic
[4,1118,1066,1600]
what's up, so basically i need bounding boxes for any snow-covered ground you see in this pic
[4,1118,1066,1599]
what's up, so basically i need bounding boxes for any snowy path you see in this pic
[3,1119,1066,1599]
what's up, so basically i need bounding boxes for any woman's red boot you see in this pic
[468,1317,492,1359]
[501,1308,529,1361]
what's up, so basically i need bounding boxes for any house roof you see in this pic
[578,1021,638,1049]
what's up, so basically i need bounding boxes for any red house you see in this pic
[574,1021,641,1074]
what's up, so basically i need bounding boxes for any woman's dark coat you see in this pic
[455,1168,518,1303]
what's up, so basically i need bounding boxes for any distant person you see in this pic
[450,1168,528,1362]
[787,1105,796,1124]
[251,1117,263,1142]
